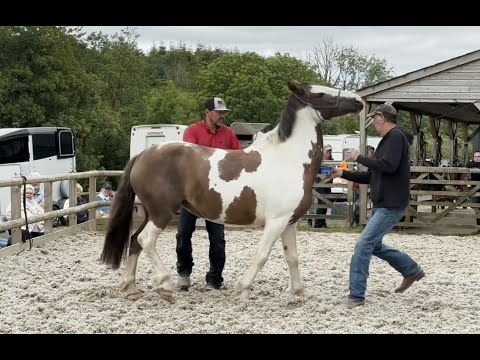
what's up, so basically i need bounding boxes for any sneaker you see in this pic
[204,282,223,291]
[177,276,191,291]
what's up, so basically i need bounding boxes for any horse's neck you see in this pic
[248,109,320,159]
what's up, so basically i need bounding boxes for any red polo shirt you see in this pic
[184,120,243,150]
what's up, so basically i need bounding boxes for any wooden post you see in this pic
[89,176,97,227]
[68,179,77,226]
[10,186,22,244]
[359,100,369,225]
[43,182,53,234]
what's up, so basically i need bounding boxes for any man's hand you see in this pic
[330,167,343,178]
[346,148,360,161]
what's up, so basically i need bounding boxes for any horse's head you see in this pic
[287,80,363,120]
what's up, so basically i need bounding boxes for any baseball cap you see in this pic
[324,144,333,151]
[367,103,398,119]
[205,97,230,111]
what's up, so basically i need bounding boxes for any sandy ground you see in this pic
[1,227,479,334]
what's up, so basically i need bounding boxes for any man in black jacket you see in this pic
[331,103,425,309]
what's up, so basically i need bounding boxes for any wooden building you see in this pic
[355,49,480,228]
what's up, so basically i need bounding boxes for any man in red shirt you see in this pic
[176,97,242,291]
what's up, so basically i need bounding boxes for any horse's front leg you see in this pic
[280,223,312,298]
[233,218,288,302]
[136,221,174,303]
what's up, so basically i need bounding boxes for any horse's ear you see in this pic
[287,80,306,95]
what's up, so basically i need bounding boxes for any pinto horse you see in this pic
[100,80,363,302]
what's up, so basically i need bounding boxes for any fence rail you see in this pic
[2,165,480,257]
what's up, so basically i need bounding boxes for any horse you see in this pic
[100,80,363,302]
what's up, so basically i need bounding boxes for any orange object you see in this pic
[339,160,349,171]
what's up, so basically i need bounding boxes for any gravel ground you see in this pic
[1,227,479,333]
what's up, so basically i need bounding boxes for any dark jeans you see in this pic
[315,207,327,227]
[472,196,480,226]
[22,230,43,241]
[175,207,226,287]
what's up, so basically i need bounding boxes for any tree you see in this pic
[145,80,201,125]
[306,37,394,91]
[195,52,320,126]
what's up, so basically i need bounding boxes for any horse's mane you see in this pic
[247,95,297,151]
[277,96,297,142]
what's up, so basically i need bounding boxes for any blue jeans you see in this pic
[349,207,421,302]
[175,207,226,287]
[471,196,480,225]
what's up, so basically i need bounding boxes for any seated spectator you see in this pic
[29,172,44,208]
[6,184,45,241]
[76,183,89,224]
[0,216,11,248]
[0,237,8,248]
[96,181,114,218]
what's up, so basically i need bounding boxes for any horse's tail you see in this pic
[100,155,139,270]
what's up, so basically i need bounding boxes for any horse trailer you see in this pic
[0,127,76,217]
[130,122,269,158]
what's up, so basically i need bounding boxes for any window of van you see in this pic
[33,133,57,160]
[58,130,75,157]
[0,136,29,164]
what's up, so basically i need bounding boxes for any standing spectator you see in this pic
[313,144,333,228]
[330,103,424,309]
[96,181,114,218]
[6,184,45,240]
[466,150,480,229]
[352,145,376,226]
[176,97,242,291]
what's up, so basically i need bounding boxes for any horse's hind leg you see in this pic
[136,221,175,303]
[280,224,311,298]
[119,216,149,299]
[119,233,143,299]
[233,218,288,301]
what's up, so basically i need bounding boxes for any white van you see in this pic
[130,124,188,158]
[322,134,382,161]
[130,122,269,158]
[0,127,76,217]
[322,134,382,194]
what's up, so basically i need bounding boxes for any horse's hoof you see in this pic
[125,290,143,300]
[287,287,313,298]
[233,281,243,296]
[157,288,174,303]
[237,289,251,302]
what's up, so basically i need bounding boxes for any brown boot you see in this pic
[395,268,425,293]
[345,299,365,309]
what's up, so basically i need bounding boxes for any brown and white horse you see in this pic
[100,80,363,302]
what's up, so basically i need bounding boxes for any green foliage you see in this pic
[0,26,401,172]
[145,80,201,125]
[195,52,320,127]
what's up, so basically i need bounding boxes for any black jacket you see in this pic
[342,127,413,209]
[466,160,480,182]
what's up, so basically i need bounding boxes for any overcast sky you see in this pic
[81,26,480,76]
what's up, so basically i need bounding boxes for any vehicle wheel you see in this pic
[52,201,68,227]
[52,204,62,227]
